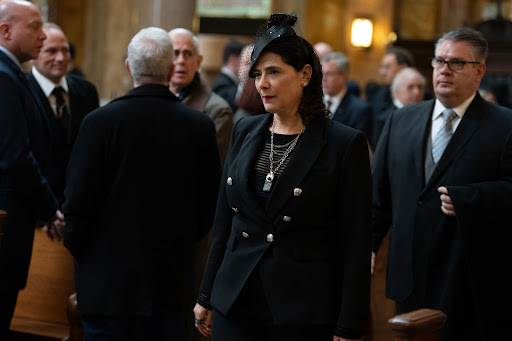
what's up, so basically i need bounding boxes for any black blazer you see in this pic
[0,51,58,290]
[372,93,512,339]
[63,84,222,316]
[211,72,238,112]
[331,92,373,143]
[199,114,372,334]
[26,71,99,203]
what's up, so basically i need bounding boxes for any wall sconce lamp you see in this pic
[351,18,373,48]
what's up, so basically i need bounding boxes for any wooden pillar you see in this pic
[437,0,472,35]
[82,0,198,102]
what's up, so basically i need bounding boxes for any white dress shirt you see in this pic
[31,67,69,117]
[431,93,475,142]
[324,88,347,117]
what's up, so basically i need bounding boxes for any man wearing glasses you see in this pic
[371,27,512,340]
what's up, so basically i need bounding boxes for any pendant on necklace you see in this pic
[263,172,274,192]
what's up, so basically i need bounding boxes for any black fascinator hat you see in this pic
[244,13,330,124]
[248,13,298,78]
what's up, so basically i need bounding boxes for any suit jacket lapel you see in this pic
[265,118,327,218]
[332,94,348,121]
[26,72,58,137]
[424,94,483,190]
[411,101,435,185]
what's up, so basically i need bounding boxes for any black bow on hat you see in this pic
[248,13,298,78]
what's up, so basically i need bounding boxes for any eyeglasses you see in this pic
[431,57,480,71]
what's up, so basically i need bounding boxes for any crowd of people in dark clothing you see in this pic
[1,1,511,341]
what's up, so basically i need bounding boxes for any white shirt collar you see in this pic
[432,93,476,121]
[393,98,404,109]
[324,87,347,105]
[221,66,238,83]
[31,66,68,97]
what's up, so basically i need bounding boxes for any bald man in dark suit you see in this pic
[0,1,62,337]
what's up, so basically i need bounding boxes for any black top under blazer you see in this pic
[198,113,372,335]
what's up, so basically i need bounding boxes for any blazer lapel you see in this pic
[424,95,483,190]
[265,118,327,218]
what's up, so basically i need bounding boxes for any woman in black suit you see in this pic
[193,13,372,341]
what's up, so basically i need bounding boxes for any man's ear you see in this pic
[167,64,175,82]
[0,22,11,40]
[475,63,486,83]
[125,58,132,79]
[197,54,204,70]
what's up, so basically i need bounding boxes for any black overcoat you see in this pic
[63,84,221,316]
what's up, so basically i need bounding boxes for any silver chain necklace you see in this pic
[263,119,305,192]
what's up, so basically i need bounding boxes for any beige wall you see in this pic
[79,0,197,101]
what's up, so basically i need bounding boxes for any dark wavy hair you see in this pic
[257,35,329,125]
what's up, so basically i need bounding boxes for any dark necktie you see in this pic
[432,109,457,163]
[53,86,71,142]
[52,86,68,119]
[326,100,333,118]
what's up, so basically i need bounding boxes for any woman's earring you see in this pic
[303,83,308,87]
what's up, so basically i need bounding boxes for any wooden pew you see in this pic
[9,228,75,341]
[388,308,446,341]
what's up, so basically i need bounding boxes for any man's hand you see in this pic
[42,210,65,241]
[438,186,456,216]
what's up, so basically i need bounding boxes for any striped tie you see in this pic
[432,109,457,163]
[326,100,333,118]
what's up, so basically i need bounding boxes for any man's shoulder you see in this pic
[480,100,512,126]
[394,99,433,116]
[205,90,233,115]
[97,88,212,122]
[346,93,371,111]
[211,72,233,89]
[66,73,97,91]
[0,55,17,76]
